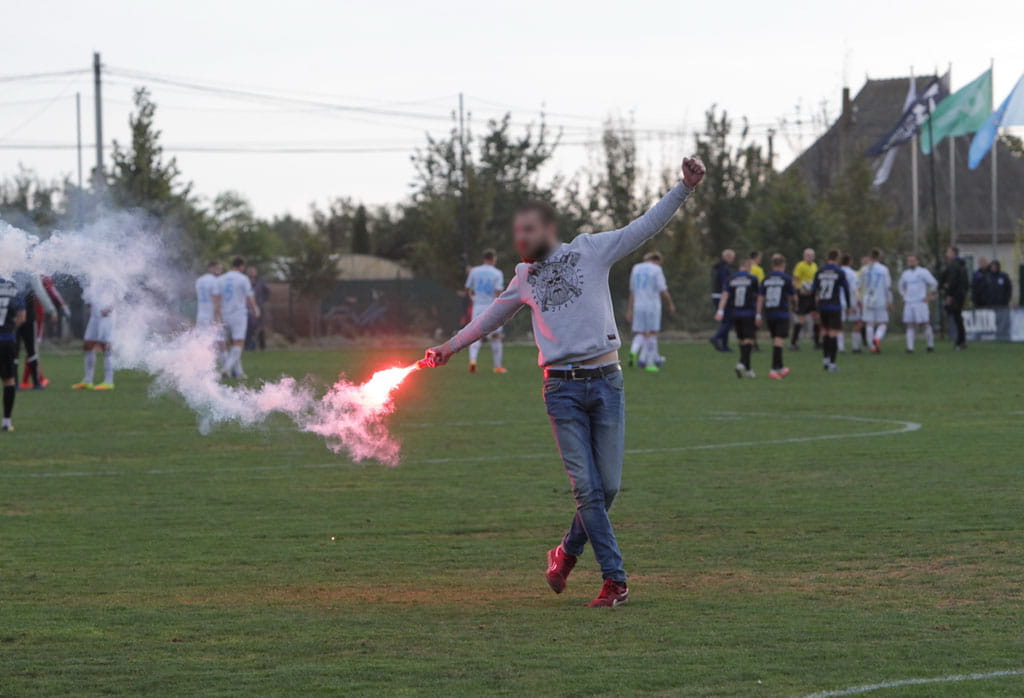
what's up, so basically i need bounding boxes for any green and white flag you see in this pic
[919,68,992,154]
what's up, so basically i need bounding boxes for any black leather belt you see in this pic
[543,363,622,381]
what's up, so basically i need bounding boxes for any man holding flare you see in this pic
[422,156,706,607]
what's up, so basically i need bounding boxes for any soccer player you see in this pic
[626,251,675,372]
[709,249,735,352]
[195,261,224,365]
[813,249,850,372]
[72,284,116,391]
[214,257,259,380]
[790,248,817,350]
[422,156,706,608]
[861,248,893,353]
[13,273,59,390]
[839,254,861,353]
[0,276,26,431]
[758,253,797,379]
[715,257,759,378]
[898,254,938,353]
[464,249,507,374]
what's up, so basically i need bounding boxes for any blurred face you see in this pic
[513,211,558,263]
[907,255,918,269]
[945,248,956,261]
[861,256,870,267]
[246,266,257,280]
[211,263,223,276]
[723,251,735,264]
[804,249,815,263]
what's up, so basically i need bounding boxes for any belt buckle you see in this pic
[569,367,580,381]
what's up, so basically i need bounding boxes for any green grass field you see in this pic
[2,341,1022,697]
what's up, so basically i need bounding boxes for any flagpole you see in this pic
[948,63,955,246]
[949,137,956,245]
[911,69,919,255]
[927,104,940,261]
[990,58,998,259]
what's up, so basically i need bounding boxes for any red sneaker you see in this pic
[587,579,629,607]
[545,545,577,594]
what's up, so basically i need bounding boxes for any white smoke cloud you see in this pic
[0,213,413,465]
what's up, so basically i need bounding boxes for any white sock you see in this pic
[103,352,114,384]
[83,352,96,383]
[490,338,503,368]
[646,335,659,363]
[837,332,845,352]
[227,345,243,375]
[1,418,10,428]
[468,339,482,364]
[630,334,644,355]
[875,323,888,342]
[852,330,862,351]
[906,327,915,351]
[925,325,934,348]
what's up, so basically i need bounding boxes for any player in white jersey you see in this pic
[195,261,222,327]
[464,249,507,374]
[72,281,117,391]
[860,248,893,353]
[626,251,675,372]
[898,254,938,353]
[838,254,862,353]
[214,257,259,379]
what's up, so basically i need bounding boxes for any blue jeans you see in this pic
[711,298,732,346]
[543,369,626,582]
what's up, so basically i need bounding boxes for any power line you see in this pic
[0,68,90,84]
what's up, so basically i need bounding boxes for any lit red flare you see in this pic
[304,361,423,465]
[358,362,421,410]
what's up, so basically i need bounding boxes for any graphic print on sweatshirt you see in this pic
[528,251,583,312]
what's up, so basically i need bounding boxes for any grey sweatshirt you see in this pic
[448,181,693,366]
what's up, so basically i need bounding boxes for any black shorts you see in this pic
[797,294,816,315]
[818,309,843,330]
[767,315,790,339]
[0,340,16,381]
[733,316,757,341]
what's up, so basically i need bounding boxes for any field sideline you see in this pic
[2,342,1022,696]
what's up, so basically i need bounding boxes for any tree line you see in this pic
[0,87,908,330]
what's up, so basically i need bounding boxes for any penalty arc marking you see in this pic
[0,413,920,479]
[803,668,1024,697]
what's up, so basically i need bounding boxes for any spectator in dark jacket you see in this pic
[940,246,969,348]
[988,261,1013,307]
[709,249,735,352]
[971,257,991,308]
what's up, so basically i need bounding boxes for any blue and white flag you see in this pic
[873,79,917,186]
[866,77,948,157]
[969,72,1024,169]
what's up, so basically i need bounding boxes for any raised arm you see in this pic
[423,276,526,366]
[585,157,705,264]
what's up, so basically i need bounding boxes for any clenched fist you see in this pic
[682,157,706,189]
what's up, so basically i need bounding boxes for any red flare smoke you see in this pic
[358,362,421,410]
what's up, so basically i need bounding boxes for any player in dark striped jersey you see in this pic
[715,257,760,378]
[0,276,26,432]
[813,249,851,372]
[757,254,797,380]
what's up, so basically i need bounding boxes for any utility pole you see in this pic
[75,92,83,224]
[766,128,775,171]
[458,92,468,268]
[93,52,104,185]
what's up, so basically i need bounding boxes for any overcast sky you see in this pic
[2,0,1021,219]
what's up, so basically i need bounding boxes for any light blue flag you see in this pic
[969,72,1024,169]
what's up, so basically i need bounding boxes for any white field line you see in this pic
[803,668,1024,697]
[0,413,919,480]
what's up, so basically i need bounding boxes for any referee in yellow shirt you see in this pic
[749,251,765,283]
[790,248,818,349]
